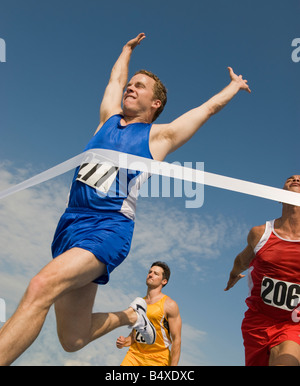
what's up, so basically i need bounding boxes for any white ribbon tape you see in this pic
[0,148,299,206]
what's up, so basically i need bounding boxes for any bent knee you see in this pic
[25,274,55,308]
[269,340,300,366]
[58,334,87,353]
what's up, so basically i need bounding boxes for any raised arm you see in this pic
[165,297,182,366]
[95,33,146,134]
[224,225,264,291]
[150,67,251,160]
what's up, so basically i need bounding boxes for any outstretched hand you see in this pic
[228,66,251,93]
[224,273,246,291]
[125,33,146,50]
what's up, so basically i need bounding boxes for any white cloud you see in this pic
[0,166,69,278]
[127,199,248,273]
[0,164,247,366]
[180,323,209,366]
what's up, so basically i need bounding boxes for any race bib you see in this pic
[135,331,146,344]
[261,276,300,311]
[76,162,119,194]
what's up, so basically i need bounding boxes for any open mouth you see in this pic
[124,95,136,100]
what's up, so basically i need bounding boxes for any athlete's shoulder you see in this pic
[248,223,266,249]
[250,223,266,236]
[164,296,180,317]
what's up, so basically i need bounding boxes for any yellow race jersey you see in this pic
[121,295,172,366]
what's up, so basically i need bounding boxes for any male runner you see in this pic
[0,33,250,366]
[225,175,300,366]
[116,262,182,366]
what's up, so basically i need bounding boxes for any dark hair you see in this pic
[134,69,167,122]
[151,261,170,286]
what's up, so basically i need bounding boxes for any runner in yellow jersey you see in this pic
[116,262,182,366]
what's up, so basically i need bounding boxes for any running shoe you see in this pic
[129,297,156,345]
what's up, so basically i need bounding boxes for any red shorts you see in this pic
[242,308,300,366]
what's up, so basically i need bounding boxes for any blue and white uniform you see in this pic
[51,115,153,284]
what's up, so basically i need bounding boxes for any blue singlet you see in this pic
[51,115,153,284]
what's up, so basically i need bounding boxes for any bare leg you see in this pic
[55,282,137,352]
[0,248,122,365]
[0,286,50,366]
[269,340,300,366]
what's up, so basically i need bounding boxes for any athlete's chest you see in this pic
[256,235,300,279]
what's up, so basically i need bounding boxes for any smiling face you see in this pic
[283,175,300,192]
[122,73,162,122]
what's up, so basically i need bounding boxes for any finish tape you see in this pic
[0,148,299,206]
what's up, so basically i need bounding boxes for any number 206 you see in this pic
[261,278,300,310]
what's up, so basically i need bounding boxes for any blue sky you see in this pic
[0,0,299,366]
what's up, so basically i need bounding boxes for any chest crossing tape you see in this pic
[0,148,299,207]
